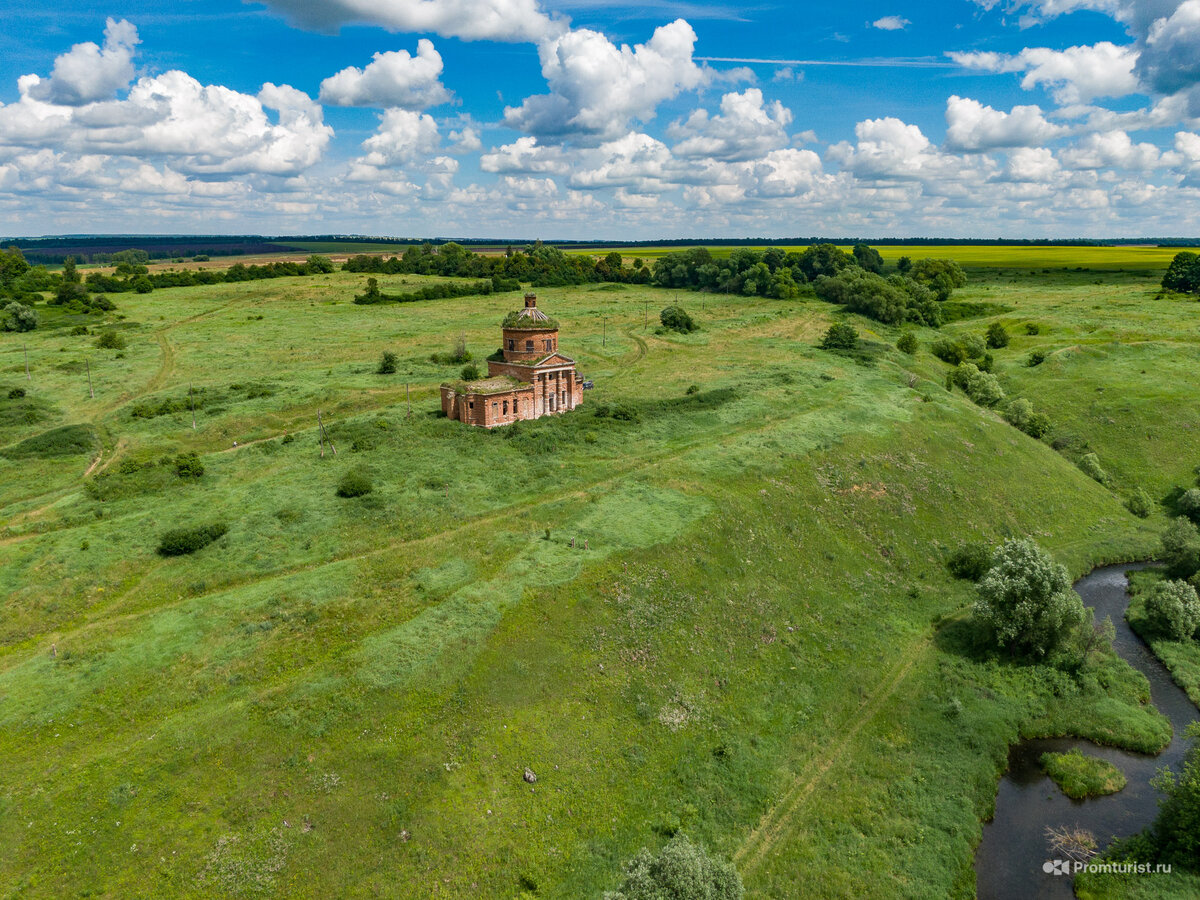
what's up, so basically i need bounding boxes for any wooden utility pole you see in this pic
[189,383,196,430]
[317,409,336,456]
[85,358,94,399]
[24,342,30,381]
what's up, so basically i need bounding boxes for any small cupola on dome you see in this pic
[514,292,550,323]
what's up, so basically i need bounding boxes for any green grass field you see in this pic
[1,256,1197,898]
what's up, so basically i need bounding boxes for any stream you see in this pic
[974,564,1199,899]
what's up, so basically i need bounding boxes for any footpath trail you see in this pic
[735,634,931,876]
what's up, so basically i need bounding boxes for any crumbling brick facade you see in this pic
[441,294,583,428]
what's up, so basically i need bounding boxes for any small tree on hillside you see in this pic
[973,538,1087,658]
[819,323,859,351]
[1144,580,1200,641]
[1162,251,1200,295]
[660,306,697,333]
[377,350,398,375]
[603,834,742,900]
[986,322,1010,349]
[1163,516,1200,579]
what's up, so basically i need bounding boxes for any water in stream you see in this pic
[974,564,1199,899]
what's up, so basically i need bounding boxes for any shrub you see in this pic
[947,542,993,581]
[603,834,742,900]
[961,334,986,360]
[1144,722,1200,867]
[2,302,38,332]
[685,384,699,395]
[96,330,126,350]
[376,351,398,375]
[1163,517,1200,579]
[1005,398,1033,429]
[1027,349,1046,367]
[973,538,1087,658]
[1179,488,1200,523]
[8,387,26,399]
[157,522,228,556]
[1025,323,1041,335]
[460,363,481,381]
[660,305,697,333]
[896,331,918,355]
[1078,452,1108,484]
[1040,749,1126,799]
[593,402,641,423]
[336,469,373,498]
[1023,412,1051,439]
[986,322,1010,349]
[951,363,1005,407]
[1127,487,1154,519]
[1144,580,1200,640]
[931,338,968,365]
[174,452,204,478]
[819,323,859,351]
[132,277,153,294]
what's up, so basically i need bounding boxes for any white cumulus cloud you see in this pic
[24,18,139,106]
[872,16,911,30]
[504,19,706,142]
[668,89,792,162]
[951,42,1140,104]
[319,39,453,109]
[260,0,564,43]
[945,96,1066,151]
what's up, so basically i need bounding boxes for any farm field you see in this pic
[3,257,1200,898]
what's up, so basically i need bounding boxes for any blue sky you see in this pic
[0,0,1197,238]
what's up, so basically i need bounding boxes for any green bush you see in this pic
[157,522,228,556]
[1127,487,1155,519]
[1144,580,1200,641]
[1179,488,1200,523]
[377,351,398,375]
[660,306,697,333]
[931,338,968,365]
[132,276,153,294]
[973,538,1087,658]
[1025,323,1041,335]
[174,452,204,478]
[951,363,1005,407]
[1004,398,1050,438]
[896,331,918,355]
[1078,452,1108,484]
[947,542,993,581]
[1040,749,1126,799]
[1144,722,1200,868]
[2,302,38,332]
[1163,517,1200,580]
[336,469,373,498]
[961,335,986,360]
[603,834,742,900]
[1023,412,1051,439]
[7,387,26,399]
[985,322,1010,349]
[96,330,126,350]
[1027,349,1046,367]
[819,323,859,351]
[460,363,481,381]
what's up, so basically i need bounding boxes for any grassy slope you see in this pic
[0,259,1191,898]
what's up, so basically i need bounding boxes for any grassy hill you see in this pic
[1,257,1196,897]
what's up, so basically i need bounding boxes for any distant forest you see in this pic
[4,233,1200,264]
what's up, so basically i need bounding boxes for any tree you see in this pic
[2,301,38,332]
[1144,722,1200,867]
[0,246,30,286]
[909,258,967,301]
[1144,580,1200,641]
[603,834,743,900]
[973,538,1087,658]
[896,255,912,274]
[1179,488,1200,523]
[1163,516,1200,579]
[1162,251,1200,294]
[986,322,1010,348]
[798,243,854,282]
[819,323,859,351]
[852,243,884,274]
[660,306,697,333]
[305,254,335,274]
[897,331,918,355]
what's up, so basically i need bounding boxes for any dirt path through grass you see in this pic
[735,634,931,875]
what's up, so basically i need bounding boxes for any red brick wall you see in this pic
[502,328,558,362]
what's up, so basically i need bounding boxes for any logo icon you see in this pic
[1043,860,1071,876]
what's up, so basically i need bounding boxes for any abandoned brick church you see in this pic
[440,293,584,427]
